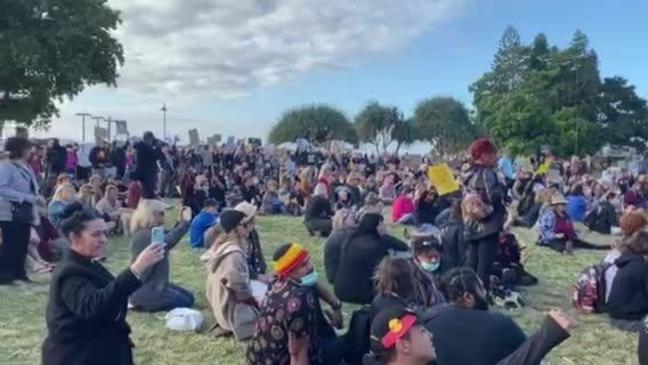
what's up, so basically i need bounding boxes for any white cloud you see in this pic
[108,0,465,98]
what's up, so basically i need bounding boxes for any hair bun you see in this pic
[61,201,85,220]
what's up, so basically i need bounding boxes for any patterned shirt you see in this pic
[246,279,321,365]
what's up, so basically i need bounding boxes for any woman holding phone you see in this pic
[128,199,194,312]
[42,202,164,365]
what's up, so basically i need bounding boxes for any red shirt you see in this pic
[554,213,577,241]
[392,195,415,223]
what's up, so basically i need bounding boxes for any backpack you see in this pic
[343,305,373,365]
[572,262,612,314]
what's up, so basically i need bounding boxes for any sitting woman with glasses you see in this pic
[128,199,194,312]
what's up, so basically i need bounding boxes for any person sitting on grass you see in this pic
[128,200,194,312]
[602,210,647,302]
[204,209,258,340]
[584,191,619,235]
[95,184,131,235]
[607,231,648,332]
[335,213,409,305]
[537,194,610,254]
[391,187,416,225]
[48,183,78,229]
[408,237,446,308]
[189,198,219,249]
[379,173,397,205]
[566,184,589,223]
[261,180,284,215]
[362,307,436,365]
[234,201,270,282]
[324,208,358,283]
[304,184,334,237]
[246,243,344,365]
[371,257,421,317]
[424,267,571,365]
[42,203,164,365]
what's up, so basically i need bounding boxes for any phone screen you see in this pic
[151,226,165,247]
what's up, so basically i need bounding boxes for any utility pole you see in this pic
[106,116,113,143]
[91,116,104,143]
[161,103,167,141]
[75,112,92,143]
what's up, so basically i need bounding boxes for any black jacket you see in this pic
[607,252,648,320]
[495,315,570,365]
[133,141,162,180]
[47,145,67,174]
[304,195,334,221]
[462,165,507,241]
[437,210,466,273]
[424,306,526,365]
[324,227,353,283]
[585,201,618,235]
[42,250,141,365]
[89,146,109,168]
[334,233,408,305]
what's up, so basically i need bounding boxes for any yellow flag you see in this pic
[427,163,460,195]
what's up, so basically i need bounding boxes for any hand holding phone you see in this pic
[151,226,165,247]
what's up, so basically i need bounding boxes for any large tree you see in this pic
[472,28,648,155]
[354,101,413,155]
[413,97,476,157]
[268,105,357,145]
[0,0,124,129]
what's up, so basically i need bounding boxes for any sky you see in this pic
[31,0,648,146]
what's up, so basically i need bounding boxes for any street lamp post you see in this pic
[161,103,167,141]
[75,112,92,143]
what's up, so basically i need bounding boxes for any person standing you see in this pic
[41,203,164,365]
[45,138,67,179]
[0,137,45,284]
[461,138,507,291]
[133,132,163,199]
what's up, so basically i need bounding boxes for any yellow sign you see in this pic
[427,163,460,195]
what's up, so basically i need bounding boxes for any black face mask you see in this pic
[474,293,489,311]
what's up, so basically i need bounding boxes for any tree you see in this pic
[597,77,648,152]
[268,105,357,145]
[0,0,124,129]
[354,101,410,155]
[392,118,416,155]
[413,97,476,156]
[472,27,648,156]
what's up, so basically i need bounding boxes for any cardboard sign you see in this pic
[427,163,460,195]
[94,126,108,141]
[115,120,129,136]
[403,154,422,169]
[188,129,200,145]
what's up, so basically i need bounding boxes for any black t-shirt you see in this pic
[424,306,526,365]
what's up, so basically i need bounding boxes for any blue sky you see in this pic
[38,0,648,145]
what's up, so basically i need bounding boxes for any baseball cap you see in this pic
[370,307,421,356]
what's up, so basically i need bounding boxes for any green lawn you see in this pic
[0,212,638,365]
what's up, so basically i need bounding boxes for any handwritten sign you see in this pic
[188,129,200,145]
[427,163,460,195]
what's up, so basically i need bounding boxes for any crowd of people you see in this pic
[1,132,647,364]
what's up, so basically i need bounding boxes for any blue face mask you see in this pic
[300,270,319,287]
[421,260,440,273]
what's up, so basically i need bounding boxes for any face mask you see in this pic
[420,260,440,273]
[300,270,319,287]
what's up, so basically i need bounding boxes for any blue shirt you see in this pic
[497,156,517,180]
[567,195,588,222]
[189,210,218,248]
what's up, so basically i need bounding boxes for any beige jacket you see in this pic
[203,240,257,340]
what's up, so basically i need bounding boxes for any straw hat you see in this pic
[550,194,567,205]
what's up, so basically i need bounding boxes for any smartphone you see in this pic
[151,226,165,247]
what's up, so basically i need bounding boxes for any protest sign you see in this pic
[427,163,460,195]
[115,120,129,136]
[94,126,108,141]
[188,129,200,145]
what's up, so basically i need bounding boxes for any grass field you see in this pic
[0,211,638,365]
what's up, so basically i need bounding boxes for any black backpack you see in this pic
[343,306,373,365]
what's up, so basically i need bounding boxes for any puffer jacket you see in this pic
[461,165,507,241]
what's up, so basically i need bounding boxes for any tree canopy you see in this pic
[0,0,124,128]
[413,97,477,157]
[472,26,648,156]
[268,105,357,145]
[354,101,414,155]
